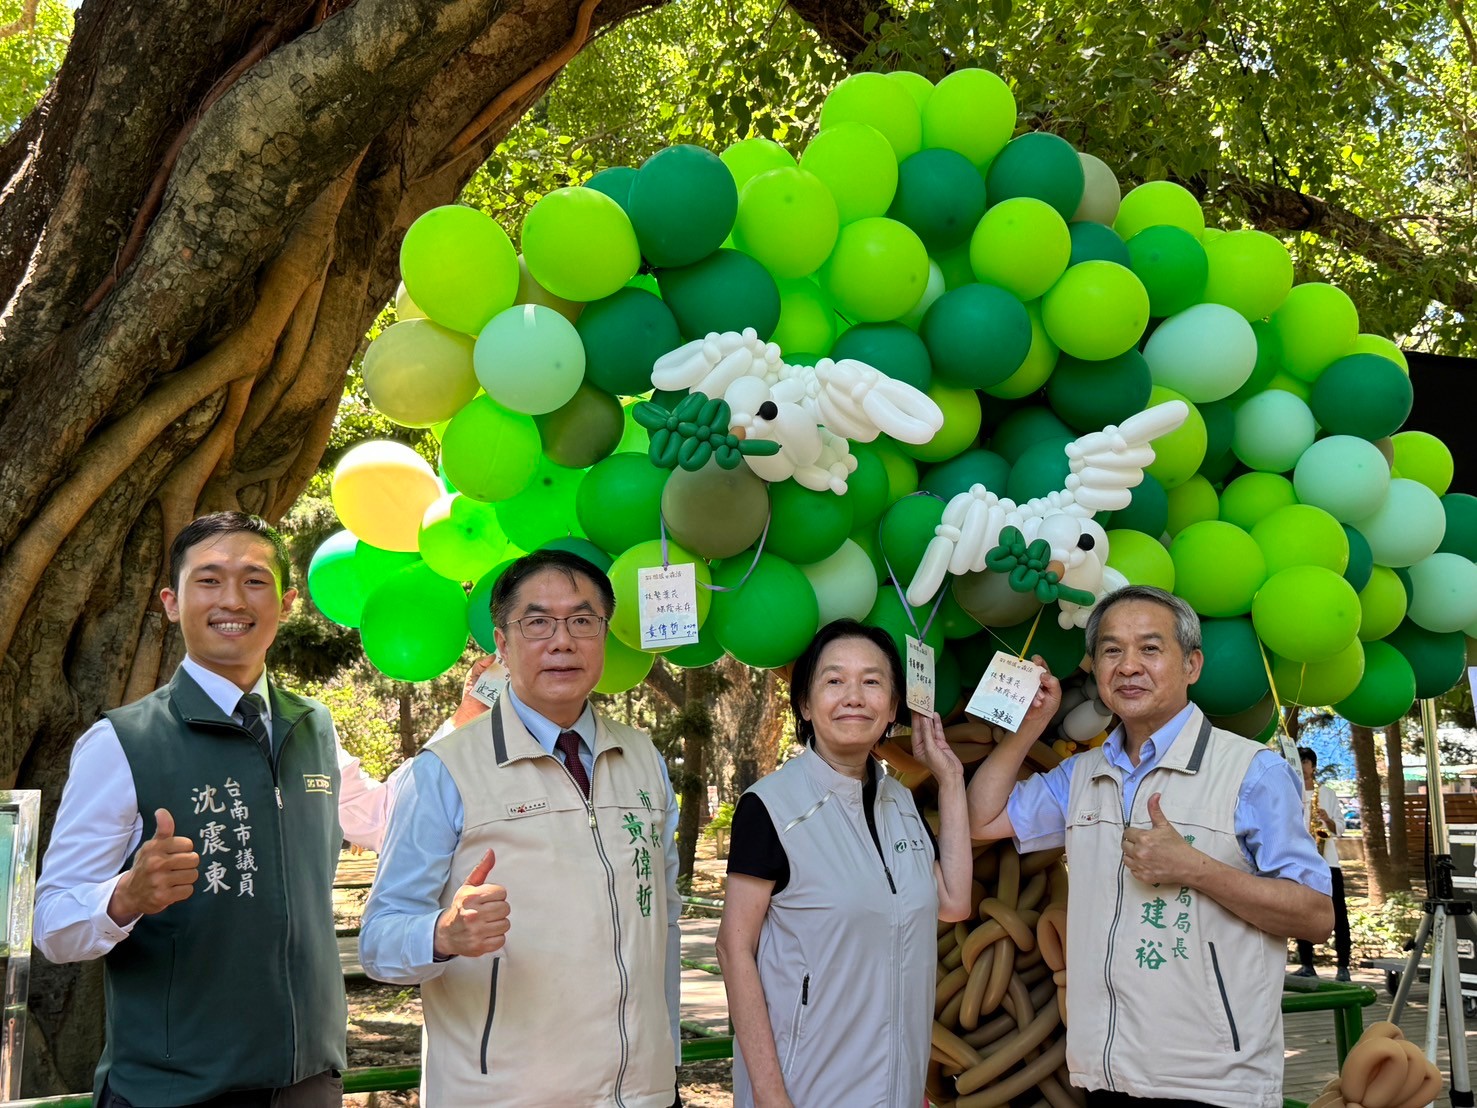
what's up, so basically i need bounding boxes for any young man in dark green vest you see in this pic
[35,512,394,1107]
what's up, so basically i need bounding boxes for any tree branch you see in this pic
[0,0,39,41]
[644,660,686,709]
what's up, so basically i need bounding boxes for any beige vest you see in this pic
[1063,708,1285,1107]
[419,692,673,1107]
[732,750,939,1108]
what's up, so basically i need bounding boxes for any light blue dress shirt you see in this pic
[1006,702,1332,895]
[359,687,684,1060]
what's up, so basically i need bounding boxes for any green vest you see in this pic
[97,668,347,1106]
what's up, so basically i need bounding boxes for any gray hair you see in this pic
[1085,585,1202,658]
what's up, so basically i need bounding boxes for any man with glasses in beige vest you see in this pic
[360,549,682,1107]
[967,585,1333,1107]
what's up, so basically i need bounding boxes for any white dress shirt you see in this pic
[33,656,390,964]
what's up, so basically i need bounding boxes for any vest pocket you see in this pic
[780,973,810,1077]
[479,959,501,1075]
[1207,942,1241,1052]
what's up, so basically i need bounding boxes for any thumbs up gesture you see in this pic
[108,808,200,924]
[434,849,511,959]
[1120,793,1198,886]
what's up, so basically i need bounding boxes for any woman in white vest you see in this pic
[715,619,980,1108]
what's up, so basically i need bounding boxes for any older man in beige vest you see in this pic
[967,585,1333,1108]
[361,550,682,1107]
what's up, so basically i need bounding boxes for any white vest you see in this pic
[1063,708,1285,1107]
[419,693,673,1107]
[732,749,938,1108]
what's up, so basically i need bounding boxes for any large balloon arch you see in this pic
[310,66,1477,751]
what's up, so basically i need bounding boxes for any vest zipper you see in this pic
[1101,855,1128,1091]
[271,712,309,1085]
[479,959,501,1074]
[781,973,809,1076]
[1207,942,1241,1051]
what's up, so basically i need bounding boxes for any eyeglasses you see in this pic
[506,615,607,640]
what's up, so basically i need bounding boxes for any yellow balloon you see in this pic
[332,441,443,553]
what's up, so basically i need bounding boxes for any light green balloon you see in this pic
[985,298,1059,400]
[1406,552,1477,634]
[473,304,586,415]
[418,493,510,582]
[1352,478,1448,568]
[920,68,1016,169]
[1232,389,1316,473]
[521,187,640,302]
[888,70,936,113]
[362,319,480,428]
[1202,230,1293,321]
[733,168,840,279]
[1219,473,1298,531]
[607,538,712,652]
[440,395,542,502]
[594,632,657,694]
[970,198,1072,302]
[799,121,899,224]
[1165,475,1220,536]
[1143,385,1207,491]
[1268,282,1359,382]
[801,539,882,625]
[898,261,946,331]
[360,562,470,681]
[1142,304,1257,404]
[821,71,922,159]
[1170,520,1266,616]
[400,205,519,336]
[1251,503,1349,576]
[1072,153,1122,225]
[1041,261,1150,361]
[494,456,588,551]
[1252,565,1361,663]
[1358,565,1408,641]
[721,138,798,192]
[1292,435,1391,522]
[1113,181,1205,240]
[1272,637,1365,707]
[772,278,839,356]
[819,217,929,322]
[1351,332,1409,371]
[1106,528,1175,590]
[1392,431,1454,495]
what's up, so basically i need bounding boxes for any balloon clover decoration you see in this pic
[315,66,1477,748]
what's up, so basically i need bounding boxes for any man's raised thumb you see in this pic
[465,849,495,888]
[154,808,176,839]
[1147,793,1171,828]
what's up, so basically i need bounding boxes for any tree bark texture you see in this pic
[1383,720,1410,883]
[1351,723,1397,905]
[0,0,675,1091]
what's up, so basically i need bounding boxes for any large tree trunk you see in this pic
[1352,723,1398,904]
[673,667,714,885]
[1384,721,1410,884]
[0,0,678,1092]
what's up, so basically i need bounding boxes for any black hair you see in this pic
[1298,746,1317,769]
[789,619,907,747]
[491,548,616,628]
[169,512,292,592]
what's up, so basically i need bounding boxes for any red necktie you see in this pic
[556,730,591,799]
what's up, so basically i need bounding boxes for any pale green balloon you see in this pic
[1072,153,1122,225]
[1232,389,1316,473]
[801,539,882,625]
[1352,478,1448,568]
[1406,552,1477,634]
[1142,303,1257,403]
[473,303,586,416]
[1292,435,1391,522]
[362,319,479,428]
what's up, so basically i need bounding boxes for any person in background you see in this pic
[716,619,991,1108]
[1294,746,1352,982]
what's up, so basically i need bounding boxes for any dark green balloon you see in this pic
[1107,473,1169,537]
[575,454,668,556]
[921,449,1012,502]
[628,145,738,268]
[576,288,682,396]
[993,612,1087,678]
[985,132,1085,220]
[1385,619,1468,699]
[1335,641,1418,728]
[1007,438,1072,503]
[657,249,781,341]
[831,323,933,391]
[1310,353,1414,440]
[665,622,726,668]
[1189,618,1269,716]
[936,649,963,715]
[541,536,614,573]
[844,442,893,526]
[585,167,638,212]
[888,148,988,252]
[1199,450,1242,485]
[1068,221,1130,267]
[1200,399,1236,465]
[921,284,1031,389]
[1228,320,1283,405]
[1439,494,1477,560]
[936,587,983,639]
[863,587,945,662]
[1126,226,1208,317]
[879,494,947,584]
[535,384,625,468]
[468,558,519,652]
[1045,350,1152,432]
[1341,524,1373,593]
[989,406,1072,464]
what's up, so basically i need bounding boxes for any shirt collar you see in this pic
[1102,701,1197,774]
[180,656,271,723]
[505,684,595,757]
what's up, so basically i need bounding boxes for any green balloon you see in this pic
[1126,226,1208,318]
[575,288,682,396]
[831,323,932,390]
[820,217,930,322]
[607,538,712,650]
[1310,353,1414,441]
[920,284,1031,388]
[467,558,517,652]
[541,536,613,571]
[1202,230,1293,321]
[522,187,640,303]
[1209,694,1276,741]
[952,569,1042,628]
[627,145,738,268]
[1392,431,1454,496]
[1358,566,1408,641]
[1142,386,1207,490]
[362,319,480,428]
[1343,524,1374,593]
[993,613,1087,679]
[1386,619,1468,699]
[419,493,511,582]
[1219,473,1297,531]
[307,532,417,629]
[1165,475,1220,536]
[360,563,470,681]
[920,68,1016,169]
[844,442,893,526]
[733,168,840,279]
[1074,153,1122,225]
[1007,438,1072,503]
[863,587,945,661]
[970,198,1072,301]
[879,494,947,584]
[585,166,637,211]
[771,279,839,356]
[1105,528,1175,590]
[658,249,781,340]
[936,586,983,639]
[1068,221,1131,267]
[595,632,656,694]
[872,436,921,500]
[1113,181,1205,240]
[1198,398,1237,467]
[1335,641,1417,727]
[821,71,923,159]
[1439,494,1477,560]
[400,205,519,336]
[1041,261,1150,361]
[474,304,586,415]
[767,479,854,564]
[576,454,668,556]
[799,121,898,224]
[1045,349,1152,432]
[921,449,1011,502]
[1269,282,1359,382]
[665,622,727,668]
[1171,520,1267,616]
[889,148,988,252]
[1109,473,1169,538]
[989,407,1072,465]
[1251,565,1361,663]
[1292,435,1391,522]
[1232,389,1316,472]
[898,260,947,332]
[935,650,963,714]
[721,138,798,191]
[441,396,542,502]
[1251,504,1349,577]
[1272,637,1365,707]
[536,384,625,469]
[901,383,981,465]
[1406,552,1477,634]
[709,553,820,668]
[1351,478,1446,568]
[1227,320,1284,405]
[801,539,882,626]
[889,70,935,112]
[985,132,1085,220]
[1190,618,1270,716]
[495,457,587,551]
[662,459,771,560]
